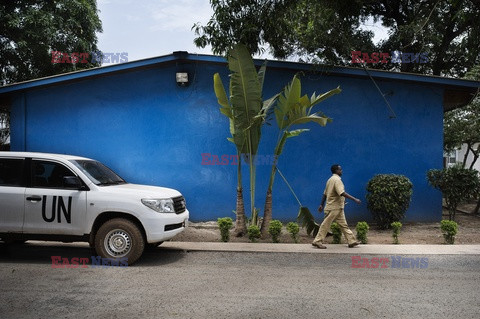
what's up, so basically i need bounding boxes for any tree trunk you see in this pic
[260,189,272,238]
[473,198,480,215]
[462,145,471,168]
[468,145,479,169]
[234,186,247,236]
[449,203,456,221]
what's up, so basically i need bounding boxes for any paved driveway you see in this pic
[1,242,479,318]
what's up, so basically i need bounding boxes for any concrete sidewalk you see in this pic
[14,240,480,255]
[162,241,480,255]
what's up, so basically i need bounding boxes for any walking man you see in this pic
[312,164,361,249]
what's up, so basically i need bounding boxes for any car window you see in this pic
[32,160,77,189]
[70,160,125,186]
[0,158,25,187]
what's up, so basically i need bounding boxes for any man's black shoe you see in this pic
[312,242,327,249]
[348,241,361,248]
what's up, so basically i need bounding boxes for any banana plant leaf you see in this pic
[297,206,319,237]
[275,74,340,130]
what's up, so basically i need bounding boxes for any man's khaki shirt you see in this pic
[324,174,345,210]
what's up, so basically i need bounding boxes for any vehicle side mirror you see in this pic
[63,176,83,189]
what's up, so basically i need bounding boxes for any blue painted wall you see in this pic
[10,61,444,222]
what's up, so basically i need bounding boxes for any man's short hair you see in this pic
[331,164,341,174]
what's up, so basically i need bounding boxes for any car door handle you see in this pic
[26,196,42,202]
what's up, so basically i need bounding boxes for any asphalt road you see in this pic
[0,242,479,319]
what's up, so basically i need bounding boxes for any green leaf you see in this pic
[257,61,267,91]
[289,113,332,127]
[276,74,302,129]
[310,87,342,108]
[297,206,319,237]
[228,43,263,154]
[286,129,310,138]
[250,93,279,128]
[273,129,310,158]
[214,73,230,109]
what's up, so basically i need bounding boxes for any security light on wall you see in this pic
[176,72,189,86]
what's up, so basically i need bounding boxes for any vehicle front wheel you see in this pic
[94,218,145,266]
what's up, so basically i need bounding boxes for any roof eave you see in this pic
[0,52,478,112]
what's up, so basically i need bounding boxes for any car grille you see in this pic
[172,196,186,214]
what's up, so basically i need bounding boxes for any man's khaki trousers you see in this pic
[312,208,357,245]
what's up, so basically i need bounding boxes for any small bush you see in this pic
[391,222,402,244]
[441,220,458,244]
[268,220,283,243]
[217,217,233,242]
[286,222,300,243]
[330,222,342,244]
[356,221,370,244]
[366,174,413,229]
[247,225,261,242]
[427,166,480,221]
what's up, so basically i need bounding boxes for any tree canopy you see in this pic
[0,0,102,147]
[194,0,480,77]
[0,0,102,85]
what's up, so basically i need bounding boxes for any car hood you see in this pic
[99,183,182,199]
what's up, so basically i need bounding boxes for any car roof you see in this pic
[0,151,94,161]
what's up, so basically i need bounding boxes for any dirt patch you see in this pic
[173,209,480,245]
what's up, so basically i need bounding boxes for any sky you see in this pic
[96,0,388,65]
[96,0,214,63]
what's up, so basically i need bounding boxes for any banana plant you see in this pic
[214,43,277,235]
[259,74,341,237]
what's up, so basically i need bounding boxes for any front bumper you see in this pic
[143,209,189,243]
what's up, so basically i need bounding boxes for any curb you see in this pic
[162,242,480,255]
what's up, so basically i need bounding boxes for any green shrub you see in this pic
[355,221,370,244]
[441,220,458,244]
[330,222,342,244]
[268,220,283,243]
[366,174,413,229]
[217,217,233,242]
[247,225,261,242]
[427,166,480,221]
[391,222,402,244]
[286,222,300,243]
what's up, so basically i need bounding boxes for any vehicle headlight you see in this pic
[141,198,175,213]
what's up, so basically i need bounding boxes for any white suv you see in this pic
[0,152,189,265]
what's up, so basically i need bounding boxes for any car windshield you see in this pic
[70,160,126,186]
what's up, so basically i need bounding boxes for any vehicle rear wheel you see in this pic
[94,218,145,266]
